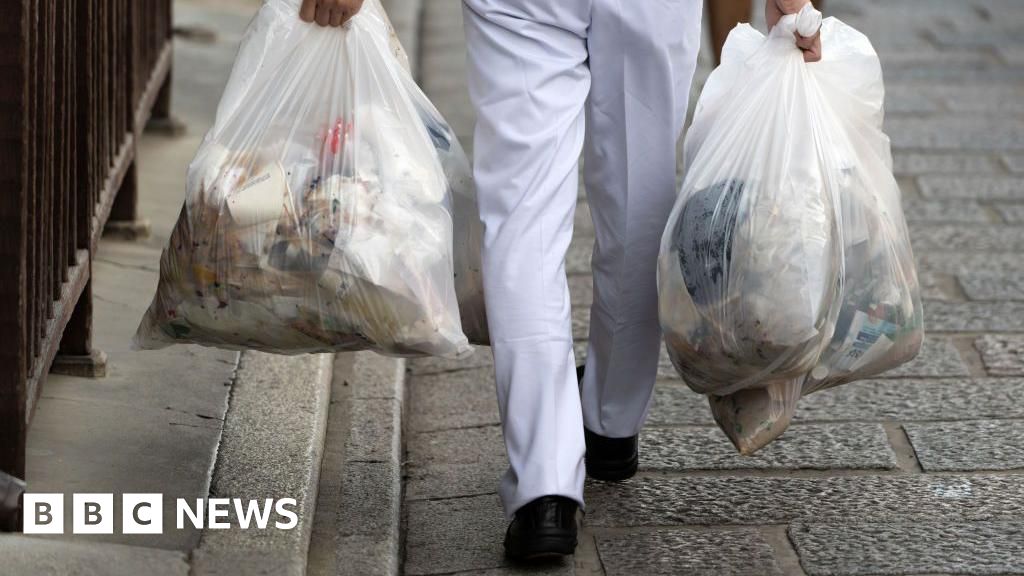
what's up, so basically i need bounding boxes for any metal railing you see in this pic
[0,0,174,528]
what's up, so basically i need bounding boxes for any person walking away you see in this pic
[298,0,822,561]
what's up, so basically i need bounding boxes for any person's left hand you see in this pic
[299,0,364,27]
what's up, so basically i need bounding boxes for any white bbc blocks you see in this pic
[122,493,163,534]
[22,493,63,534]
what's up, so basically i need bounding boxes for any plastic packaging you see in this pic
[658,10,922,454]
[135,0,487,356]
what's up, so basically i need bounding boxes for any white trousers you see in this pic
[462,0,702,517]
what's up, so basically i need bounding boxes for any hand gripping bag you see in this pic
[658,7,923,454]
[134,0,487,356]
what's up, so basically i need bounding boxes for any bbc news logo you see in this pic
[23,494,298,534]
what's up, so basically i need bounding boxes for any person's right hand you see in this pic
[766,0,822,63]
[299,0,364,27]
[774,0,810,15]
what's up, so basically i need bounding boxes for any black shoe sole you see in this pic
[586,454,639,482]
[505,533,577,562]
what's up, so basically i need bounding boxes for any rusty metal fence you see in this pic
[0,0,174,522]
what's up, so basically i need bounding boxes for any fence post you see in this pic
[0,0,30,529]
[104,0,149,240]
[52,277,107,378]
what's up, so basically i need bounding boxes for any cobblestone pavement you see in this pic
[400,1,1024,574]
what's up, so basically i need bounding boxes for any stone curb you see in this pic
[0,536,190,576]
[332,352,407,576]
[191,351,334,576]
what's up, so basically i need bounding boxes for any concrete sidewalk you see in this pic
[400,1,1024,575]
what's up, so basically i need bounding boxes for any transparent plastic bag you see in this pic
[134,0,486,356]
[416,96,489,346]
[658,9,922,454]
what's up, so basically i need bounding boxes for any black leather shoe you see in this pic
[577,365,639,481]
[584,428,639,481]
[504,496,578,561]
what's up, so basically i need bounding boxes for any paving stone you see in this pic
[348,352,405,400]
[442,566,572,576]
[406,426,506,500]
[566,238,593,275]
[894,153,1001,176]
[658,346,683,380]
[904,420,1024,471]
[584,475,1024,527]
[575,200,594,237]
[916,252,1024,276]
[574,340,589,367]
[995,203,1024,223]
[938,90,1024,115]
[336,461,401,537]
[883,64,1024,83]
[924,300,1024,331]
[408,348,494,376]
[797,378,1024,422]
[648,383,715,426]
[1000,46,1024,65]
[406,459,506,502]
[409,424,505,467]
[332,536,399,576]
[572,306,590,340]
[917,269,957,300]
[928,28,1024,52]
[408,368,499,432]
[651,377,1024,426]
[882,336,969,378]
[420,52,469,78]
[909,223,1024,252]
[892,84,1024,115]
[918,176,1024,201]
[595,529,783,576]
[975,334,1024,376]
[0,537,190,576]
[404,495,572,575]
[887,117,1024,151]
[790,522,1024,576]
[879,50,996,71]
[346,398,400,462]
[569,274,593,309]
[958,271,1024,300]
[1004,154,1024,173]
[641,423,896,471]
[884,91,942,113]
[901,199,992,223]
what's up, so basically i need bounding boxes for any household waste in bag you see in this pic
[134,0,487,356]
[658,5,923,454]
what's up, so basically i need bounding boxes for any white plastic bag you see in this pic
[135,0,486,356]
[658,9,922,453]
[416,96,490,346]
